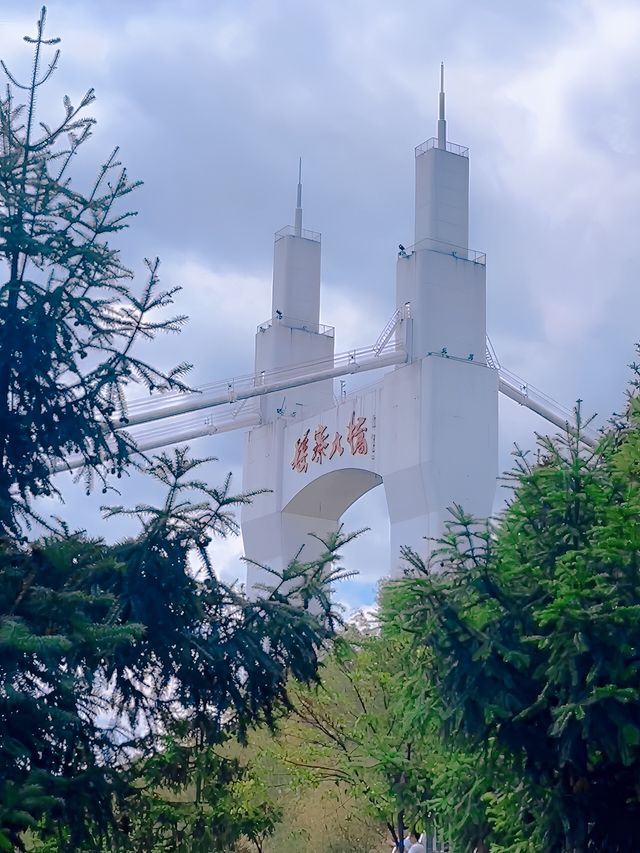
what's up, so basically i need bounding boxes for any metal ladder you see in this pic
[374,307,403,354]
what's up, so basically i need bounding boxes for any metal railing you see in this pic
[407,235,486,265]
[60,317,405,468]
[130,399,260,445]
[66,307,599,458]
[257,315,335,337]
[498,366,598,448]
[121,335,408,428]
[274,224,321,243]
[484,337,597,447]
[56,407,262,473]
[485,336,501,370]
[415,137,469,158]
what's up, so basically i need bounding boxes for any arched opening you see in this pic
[281,469,386,611]
[339,484,390,612]
[283,467,383,520]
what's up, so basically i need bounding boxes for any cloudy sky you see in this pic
[2,0,640,611]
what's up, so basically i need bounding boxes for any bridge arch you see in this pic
[283,467,383,521]
[278,468,384,575]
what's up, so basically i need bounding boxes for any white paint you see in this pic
[271,233,321,325]
[415,144,469,248]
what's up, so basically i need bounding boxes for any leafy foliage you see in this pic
[275,626,436,848]
[101,737,283,853]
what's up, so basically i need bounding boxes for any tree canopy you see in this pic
[386,397,640,851]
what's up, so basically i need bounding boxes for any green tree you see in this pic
[100,735,282,853]
[0,11,352,850]
[380,582,529,853]
[277,627,436,850]
[1,449,352,851]
[392,400,640,852]
[279,616,517,852]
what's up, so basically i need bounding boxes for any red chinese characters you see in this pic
[329,431,344,460]
[312,424,329,464]
[346,412,368,455]
[291,413,368,472]
[291,429,310,473]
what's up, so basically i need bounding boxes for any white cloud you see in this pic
[164,258,270,336]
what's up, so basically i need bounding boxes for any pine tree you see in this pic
[0,6,190,536]
[0,11,352,850]
[392,401,640,851]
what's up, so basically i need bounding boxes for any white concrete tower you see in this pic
[254,161,335,423]
[241,71,499,593]
[242,166,337,595]
[380,65,498,570]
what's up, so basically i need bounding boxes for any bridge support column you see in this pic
[380,357,498,576]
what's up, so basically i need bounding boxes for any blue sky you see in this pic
[2,0,640,612]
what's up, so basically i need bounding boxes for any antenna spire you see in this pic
[437,62,447,149]
[294,157,303,236]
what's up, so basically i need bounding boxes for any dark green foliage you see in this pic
[392,402,640,851]
[0,449,352,851]
[105,738,283,853]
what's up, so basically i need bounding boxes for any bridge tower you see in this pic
[242,68,498,594]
